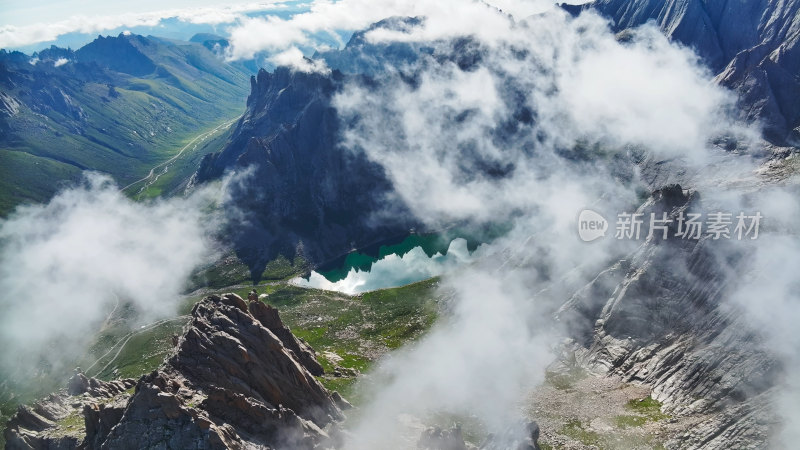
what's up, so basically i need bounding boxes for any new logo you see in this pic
[578,209,608,242]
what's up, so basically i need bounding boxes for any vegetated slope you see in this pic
[564,0,800,145]
[0,33,251,215]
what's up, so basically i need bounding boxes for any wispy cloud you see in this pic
[0,171,245,385]
[0,1,294,50]
[324,5,769,447]
[224,0,533,60]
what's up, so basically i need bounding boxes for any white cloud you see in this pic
[223,0,547,60]
[347,266,557,448]
[0,2,293,49]
[333,9,750,225]
[322,5,768,447]
[716,186,800,447]
[0,171,244,383]
[227,17,312,59]
[556,26,740,162]
[269,47,331,73]
[291,238,479,294]
[53,57,69,66]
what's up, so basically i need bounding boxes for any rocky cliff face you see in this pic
[558,185,780,449]
[4,376,136,449]
[196,67,416,279]
[4,294,346,449]
[564,0,800,145]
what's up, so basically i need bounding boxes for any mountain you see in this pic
[4,294,348,448]
[193,66,417,279]
[181,12,800,447]
[314,17,425,75]
[3,8,798,448]
[0,33,252,215]
[562,0,800,146]
[191,21,505,279]
[189,33,230,53]
[557,184,777,449]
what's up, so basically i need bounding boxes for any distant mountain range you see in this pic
[0,33,252,215]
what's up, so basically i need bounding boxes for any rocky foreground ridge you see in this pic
[4,293,349,449]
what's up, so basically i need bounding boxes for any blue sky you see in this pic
[1,0,271,26]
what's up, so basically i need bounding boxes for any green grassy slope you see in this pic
[0,150,83,214]
[121,115,238,199]
[0,34,251,216]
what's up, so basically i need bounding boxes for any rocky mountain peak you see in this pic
[74,34,157,76]
[4,294,345,449]
[198,64,414,280]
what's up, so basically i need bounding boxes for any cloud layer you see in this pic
[224,0,551,60]
[0,173,228,384]
[324,5,770,447]
[0,1,294,50]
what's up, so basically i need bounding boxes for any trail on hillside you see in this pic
[121,117,239,196]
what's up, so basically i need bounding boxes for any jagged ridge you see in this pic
[4,294,348,449]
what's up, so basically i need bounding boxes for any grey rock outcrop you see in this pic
[0,91,20,117]
[67,373,134,397]
[5,294,343,449]
[4,376,136,450]
[248,299,325,376]
[82,394,130,450]
[29,87,86,121]
[559,185,779,449]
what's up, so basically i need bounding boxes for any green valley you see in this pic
[0,33,252,215]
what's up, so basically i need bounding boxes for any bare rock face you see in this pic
[195,67,415,279]
[4,295,343,449]
[4,375,136,450]
[249,299,325,376]
[560,185,780,449]
[0,91,20,117]
[67,373,135,398]
[82,395,130,450]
